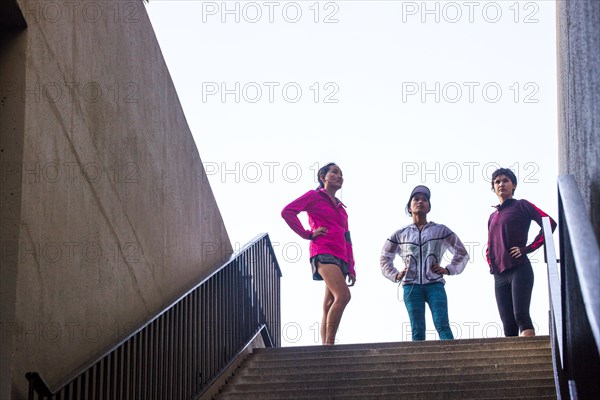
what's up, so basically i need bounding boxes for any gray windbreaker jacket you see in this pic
[380,222,469,285]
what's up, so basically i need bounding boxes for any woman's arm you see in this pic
[443,231,470,275]
[522,200,557,254]
[281,191,315,240]
[380,236,401,282]
[346,240,356,277]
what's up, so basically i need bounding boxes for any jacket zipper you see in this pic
[418,226,423,284]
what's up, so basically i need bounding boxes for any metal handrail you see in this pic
[557,176,600,348]
[544,175,600,400]
[196,323,273,400]
[26,232,281,400]
[542,217,563,365]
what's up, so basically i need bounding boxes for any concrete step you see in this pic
[251,344,552,361]
[216,395,557,400]
[230,366,552,386]
[480,397,557,400]
[245,348,551,368]
[215,393,558,400]
[215,383,556,400]
[252,336,550,356]
[239,355,552,376]
[224,370,554,392]
[213,336,556,400]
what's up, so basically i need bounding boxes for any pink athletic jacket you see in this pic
[281,189,355,276]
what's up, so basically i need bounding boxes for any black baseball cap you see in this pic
[409,185,431,201]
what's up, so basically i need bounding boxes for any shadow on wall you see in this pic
[1,0,233,398]
[0,2,27,399]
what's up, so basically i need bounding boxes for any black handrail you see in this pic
[543,175,600,400]
[26,232,281,400]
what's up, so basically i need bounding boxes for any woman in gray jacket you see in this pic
[380,185,469,340]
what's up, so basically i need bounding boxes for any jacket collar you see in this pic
[410,221,432,230]
[317,188,346,208]
[494,198,516,210]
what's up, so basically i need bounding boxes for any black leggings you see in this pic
[494,262,535,336]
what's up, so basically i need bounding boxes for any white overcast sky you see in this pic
[146,0,558,346]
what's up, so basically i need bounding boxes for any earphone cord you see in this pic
[397,281,413,303]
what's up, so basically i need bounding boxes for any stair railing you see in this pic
[26,232,281,400]
[543,175,600,400]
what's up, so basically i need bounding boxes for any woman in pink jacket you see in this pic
[281,162,356,345]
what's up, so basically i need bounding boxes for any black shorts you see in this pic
[310,254,349,281]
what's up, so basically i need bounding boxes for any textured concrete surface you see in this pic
[0,10,26,399]
[215,337,556,400]
[0,0,232,398]
[557,0,600,242]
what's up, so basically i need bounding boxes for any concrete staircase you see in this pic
[213,336,557,399]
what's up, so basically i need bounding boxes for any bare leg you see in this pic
[321,288,334,344]
[317,263,351,345]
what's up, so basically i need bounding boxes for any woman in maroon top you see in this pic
[487,168,556,337]
[282,163,356,345]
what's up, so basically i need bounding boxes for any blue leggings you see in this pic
[494,262,535,336]
[403,282,454,341]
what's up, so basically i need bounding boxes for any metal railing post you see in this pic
[26,233,281,400]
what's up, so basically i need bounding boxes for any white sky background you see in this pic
[146,0,558,346]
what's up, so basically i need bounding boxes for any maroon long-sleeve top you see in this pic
[486,198,556,274]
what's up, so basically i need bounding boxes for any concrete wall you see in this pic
[556,0,600,242]
[0,1,232,398]
[0,3,27,397]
